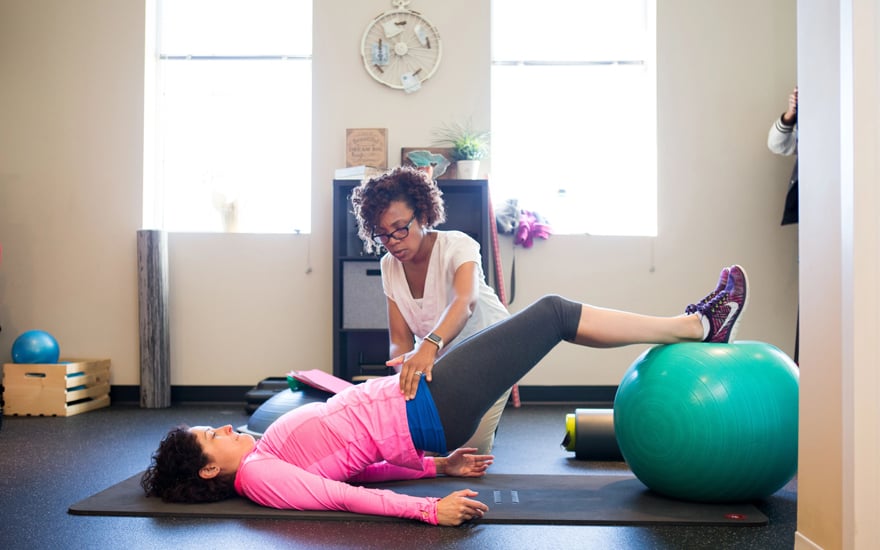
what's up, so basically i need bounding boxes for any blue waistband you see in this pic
[405,377,447,455]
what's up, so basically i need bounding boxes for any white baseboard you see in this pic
[795,531,823,550]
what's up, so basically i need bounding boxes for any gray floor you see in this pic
[0,402,797,550]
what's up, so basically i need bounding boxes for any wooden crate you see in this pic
[3,359,111,417]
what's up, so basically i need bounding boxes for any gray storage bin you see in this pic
[342,261,388,329]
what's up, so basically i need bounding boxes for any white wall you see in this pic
[0,0,144,381]
[0,0,798,389]
[795,1,880,548]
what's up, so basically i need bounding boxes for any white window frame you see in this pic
[144,0,313,234]
[490,0,657,237]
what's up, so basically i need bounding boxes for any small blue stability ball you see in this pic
[11,330,61,364]
[613,341,798,503]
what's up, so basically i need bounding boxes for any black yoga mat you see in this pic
[69,473,767,526]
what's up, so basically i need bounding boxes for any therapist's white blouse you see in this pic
[380,230,509,353]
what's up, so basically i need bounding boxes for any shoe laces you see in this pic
[686,289,723,315]
[697,289,730,316]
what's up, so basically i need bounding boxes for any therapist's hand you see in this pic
[387,344,437,400]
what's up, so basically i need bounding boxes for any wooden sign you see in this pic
[346,128,388,168]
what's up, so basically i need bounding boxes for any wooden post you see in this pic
[137,230,171,408]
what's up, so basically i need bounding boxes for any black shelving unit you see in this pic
[332,179,492,382]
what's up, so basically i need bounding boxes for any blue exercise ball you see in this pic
[11,330,60,364]
[613,341,798,503]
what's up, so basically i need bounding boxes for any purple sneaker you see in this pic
[698,265,749,343]
[685,267,730,315]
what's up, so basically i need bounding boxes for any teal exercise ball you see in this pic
[613,341,798,503]
[11,330,60,364]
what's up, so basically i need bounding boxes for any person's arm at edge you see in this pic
[768,87,798,155]
[768,116,797,155]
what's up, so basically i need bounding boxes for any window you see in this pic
[491,0,656,236]
[145,0,312,233]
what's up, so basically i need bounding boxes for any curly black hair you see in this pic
[140,425,237,503]
[350,166,446,255]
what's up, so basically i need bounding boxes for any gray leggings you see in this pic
[428,294,582,449]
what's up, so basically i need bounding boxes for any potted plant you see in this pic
[432,120,490,179]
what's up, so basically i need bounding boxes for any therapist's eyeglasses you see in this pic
[371,216,416,245]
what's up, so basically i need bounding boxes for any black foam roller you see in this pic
[563,408,623,461]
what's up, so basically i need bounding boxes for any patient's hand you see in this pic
[437,448,494,477]
[436,489,488,526]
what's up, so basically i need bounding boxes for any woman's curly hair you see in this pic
[350,166,446,255]
[140,425,236,503]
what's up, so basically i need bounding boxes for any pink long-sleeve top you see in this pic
[233,375,441,524]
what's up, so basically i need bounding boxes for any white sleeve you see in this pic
[445,232,482,273]
[767,118,797,156]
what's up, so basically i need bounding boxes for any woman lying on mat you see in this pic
[141,265,748,526]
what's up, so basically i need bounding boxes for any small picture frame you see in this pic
[401,147,457,179]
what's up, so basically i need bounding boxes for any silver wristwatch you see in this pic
[424,332,444,350]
